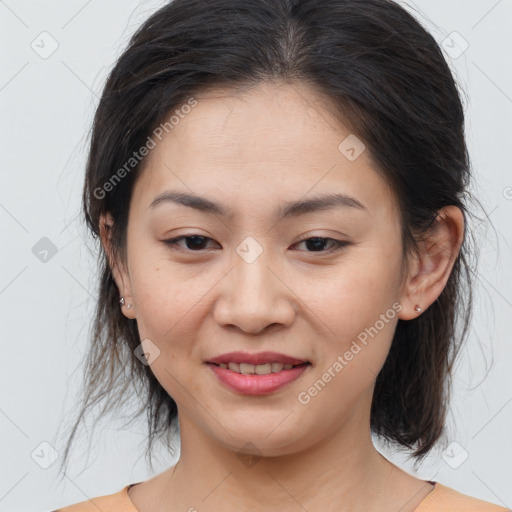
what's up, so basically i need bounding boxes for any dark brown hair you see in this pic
[58,0,485,479]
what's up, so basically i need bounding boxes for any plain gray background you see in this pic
[1,1,511,510]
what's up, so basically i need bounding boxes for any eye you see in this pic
[163,235,219,252]
[292,236,350,254]
[163,234,349,254]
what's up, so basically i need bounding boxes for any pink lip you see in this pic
[206,362,311,395]
[206,351,308,366]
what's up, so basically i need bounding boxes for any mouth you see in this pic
[206,361,312,395]
[204,351,312,394]
[206,361,311,375]
[205,351,313,395]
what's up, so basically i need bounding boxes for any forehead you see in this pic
[130,81,397,221]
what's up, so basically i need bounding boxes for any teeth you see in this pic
[227,362,240,372]
[220,362,300,374]
[255,363,273,375]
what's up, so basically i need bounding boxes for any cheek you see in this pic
[309,252,400,325]
[309,251,402,374]
[129,265,208,399]
[133,274,204,341]
[127,236,199,322]
[128,251,219,362]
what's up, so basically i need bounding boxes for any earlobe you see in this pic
[397,206,464,320]
[119,295,136,317]
[99,212,137,320]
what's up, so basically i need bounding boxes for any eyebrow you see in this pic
[148,190,367,219]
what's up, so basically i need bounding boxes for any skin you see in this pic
[100,81,464,512]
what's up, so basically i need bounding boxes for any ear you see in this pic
[398,205,465,320]
[99,212,136,320]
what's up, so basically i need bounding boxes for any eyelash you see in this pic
[162,235,350,255]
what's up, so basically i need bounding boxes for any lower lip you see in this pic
[206,363,310,395]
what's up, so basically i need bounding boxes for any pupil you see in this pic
[187,236,207,250]
[306,238,327,251]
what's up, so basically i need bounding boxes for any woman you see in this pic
[52,0,509,510]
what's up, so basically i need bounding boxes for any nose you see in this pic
[213,253,297,335]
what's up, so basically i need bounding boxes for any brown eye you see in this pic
[163,235,218,252]
[292,237,350,254]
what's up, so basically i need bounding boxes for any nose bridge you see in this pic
[214,235,295,333]
[232,234,278,300]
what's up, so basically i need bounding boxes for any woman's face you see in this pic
[108,81,413,456]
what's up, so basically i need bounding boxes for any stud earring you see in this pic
[119,296,133,309]
[414,304,422,312]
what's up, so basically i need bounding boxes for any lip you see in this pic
[206,362,311,395]
[206,351,308,365]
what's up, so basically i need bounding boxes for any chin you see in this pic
[212,422,313,458]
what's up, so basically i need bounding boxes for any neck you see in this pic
[159,395,407,512]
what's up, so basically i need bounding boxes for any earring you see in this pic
[414,304,422,312]
[119,296,133,309]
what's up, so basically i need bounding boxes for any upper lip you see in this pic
[206,351,308,366]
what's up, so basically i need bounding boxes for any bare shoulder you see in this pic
[417,482,510,512]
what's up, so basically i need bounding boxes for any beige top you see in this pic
[52,480,510,511]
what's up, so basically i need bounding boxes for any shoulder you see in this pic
[417,482,510,512]
[50,484,137,512]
